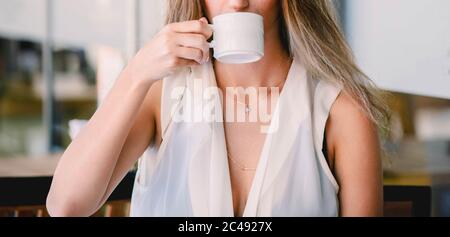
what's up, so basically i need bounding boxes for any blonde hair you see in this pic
[165,0,390,133]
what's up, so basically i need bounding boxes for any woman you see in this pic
[46,0,388,217]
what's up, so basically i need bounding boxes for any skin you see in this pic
[46,0,383,217]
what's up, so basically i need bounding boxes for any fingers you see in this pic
[174,46,205,64]
[168,17,213,40]
[173,58,199,68]
[164,17,212,65]
[175,33,210,64]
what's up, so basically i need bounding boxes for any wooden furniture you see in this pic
[0,154,135,217]
[384,185,431,217]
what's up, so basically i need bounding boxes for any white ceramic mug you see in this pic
[208,12,264,64]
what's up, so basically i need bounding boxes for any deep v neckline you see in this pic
[208,59,296,217]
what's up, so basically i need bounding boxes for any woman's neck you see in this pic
[213,27,293,90]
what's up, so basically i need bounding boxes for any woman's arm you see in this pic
[326,92,384,217]
[46,18,213,217]
[46,69,157,217]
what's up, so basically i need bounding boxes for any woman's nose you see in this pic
[227,0,249,12]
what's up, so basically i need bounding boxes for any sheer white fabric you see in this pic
[129,59,343,217]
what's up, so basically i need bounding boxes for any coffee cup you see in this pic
[208,12,264,64]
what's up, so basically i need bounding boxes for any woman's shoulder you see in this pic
[328,91,376,135]
[325,90,380,164]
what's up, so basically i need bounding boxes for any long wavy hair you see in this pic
[165,0,390,133]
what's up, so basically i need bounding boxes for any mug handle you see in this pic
[208,24,215,48]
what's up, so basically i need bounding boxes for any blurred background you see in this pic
[0,0,449,217]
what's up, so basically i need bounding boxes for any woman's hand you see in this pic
[127,17,213,85]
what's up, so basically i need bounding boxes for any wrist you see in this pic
[124,63,155,89]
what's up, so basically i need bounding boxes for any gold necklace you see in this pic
[236,98,252,114]
[217,57,292,116]
[224,128,257,172]
[225,78,286,115]
[227,152,257,172]
[223,75,287,172]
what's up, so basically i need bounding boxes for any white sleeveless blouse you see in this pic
[129,58,343,217]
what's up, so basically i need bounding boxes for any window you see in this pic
[0,0,164,157]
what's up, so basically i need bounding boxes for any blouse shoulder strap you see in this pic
[312,78,343,192]
[160,67,189,140]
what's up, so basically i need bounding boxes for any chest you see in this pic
[224,121,267,216]
[222,95,275,217]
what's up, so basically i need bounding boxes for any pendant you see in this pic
[245,105,251,114]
